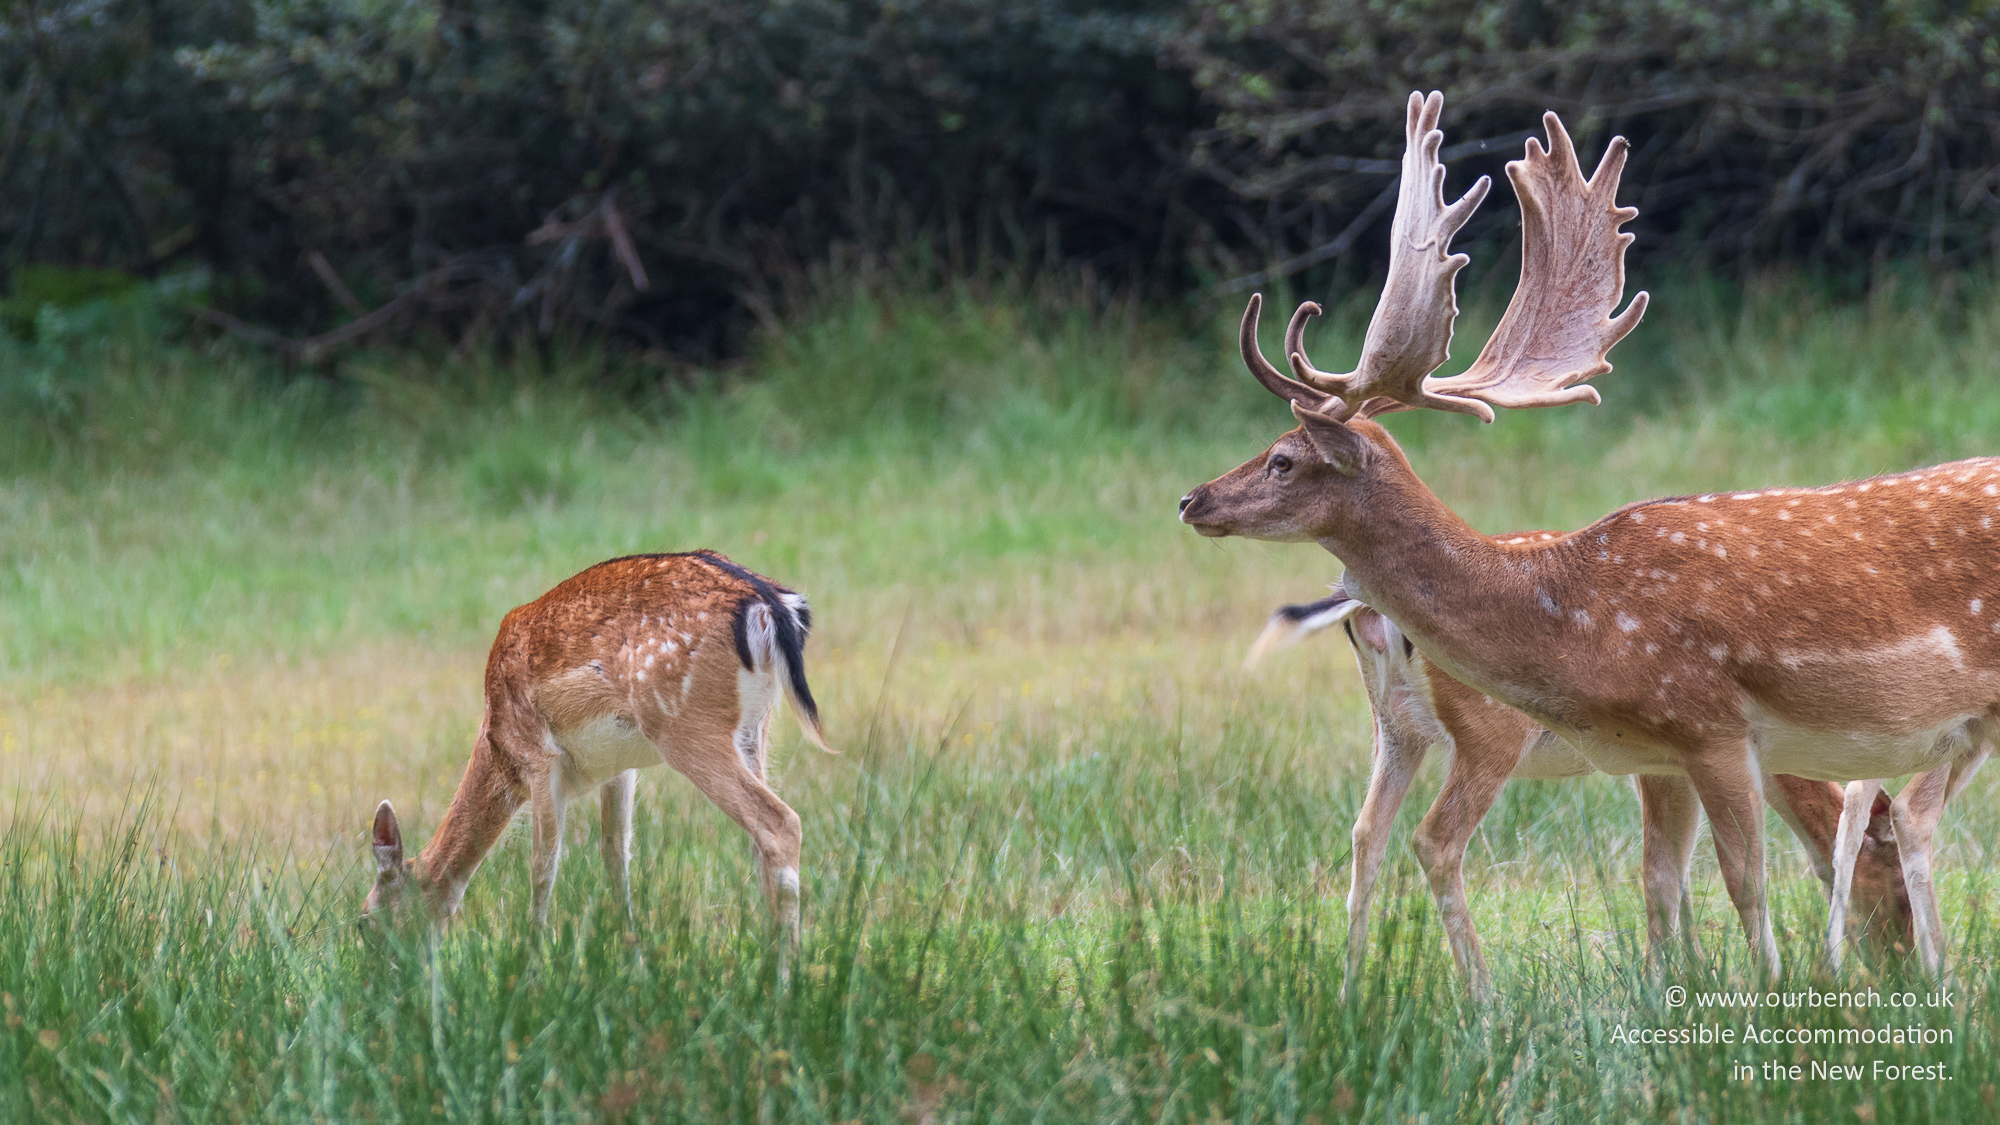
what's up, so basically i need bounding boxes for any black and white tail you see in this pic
[700,547,834,755]
[735,589,835,754]
[1243,592,1366,670]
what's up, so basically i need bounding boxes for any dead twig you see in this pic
[306,250,368,319]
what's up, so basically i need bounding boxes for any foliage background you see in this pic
[8,0,2000,357]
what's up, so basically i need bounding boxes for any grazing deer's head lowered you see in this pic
[1182,91,1984,980]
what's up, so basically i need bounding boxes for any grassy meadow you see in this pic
[4,273,2000,1121]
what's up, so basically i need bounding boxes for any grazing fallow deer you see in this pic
[1180,90,1981,978]
[364,550,832,959]
[1827,743,1988,972]
[1252,588,1911,996]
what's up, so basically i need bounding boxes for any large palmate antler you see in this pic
[1248,91,1648,424]
[1423,112,1649,412]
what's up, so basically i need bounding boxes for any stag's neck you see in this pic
[1318,473,1574,697]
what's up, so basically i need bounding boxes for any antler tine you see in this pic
[1269,91,1496,423]
[1424,110,1651,415]
[1286,301,1421,420]
[1238,293,1335,410]
[1282,300,1344,395]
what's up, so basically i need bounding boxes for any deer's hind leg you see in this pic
[638,676,803,968]
[1892,744,1990,976]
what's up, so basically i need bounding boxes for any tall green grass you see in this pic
[6,738,1994,1122]
[6,272,2000,1120]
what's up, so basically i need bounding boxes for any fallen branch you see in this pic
[193,261,476,362]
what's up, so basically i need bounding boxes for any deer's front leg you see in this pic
[1634,774,1703,972]
[1410,731,1522,1001]
[1767,773,1912,950]
[528,762,569,934]
[1342,718,1427,1002]
[1825,778,1884,971]
[1687,747,1779,980]
[600,768,638,917]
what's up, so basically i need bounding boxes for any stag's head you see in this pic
[1179,91,1648,543]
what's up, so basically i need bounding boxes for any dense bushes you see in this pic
[1178,1,2000,288]
[1,0,1201,356]
[5,1,2000,358]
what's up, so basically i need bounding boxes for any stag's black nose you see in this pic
[1179,492,1195,514]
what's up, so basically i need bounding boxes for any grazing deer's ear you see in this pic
[1292,402,1370,477]
[372,800,404,874]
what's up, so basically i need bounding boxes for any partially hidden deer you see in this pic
[1179,90,1980,979]
[364,550,833,966]
[1251,587,1912,996]
[1827,745,1988,972]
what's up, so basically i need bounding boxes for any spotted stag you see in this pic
[1250,587,1911,996]
[1180,91,1984,978]
[363,550,833,969]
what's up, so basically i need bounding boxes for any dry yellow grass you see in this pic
[0,584,1374,852]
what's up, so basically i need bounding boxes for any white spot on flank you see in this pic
[1708,645,1729,661]
[1973,599,1984,615]
[1572,609,1595,628]
[1777,510,1791,521]
[1644,642,1660,655]
[645,654,656,668]
[1616,612,1640,633]
[1670,531,1686,544]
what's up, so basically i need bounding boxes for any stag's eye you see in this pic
[1268,453,1293,474]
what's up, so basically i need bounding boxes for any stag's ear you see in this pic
[372,800,404,875]
[1291,402,1370,477]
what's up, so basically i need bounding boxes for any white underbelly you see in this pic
[1750,711,1979,782]
[1545,724,1691,777]
[551,714,661,793]
[1511,730,1596,780]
